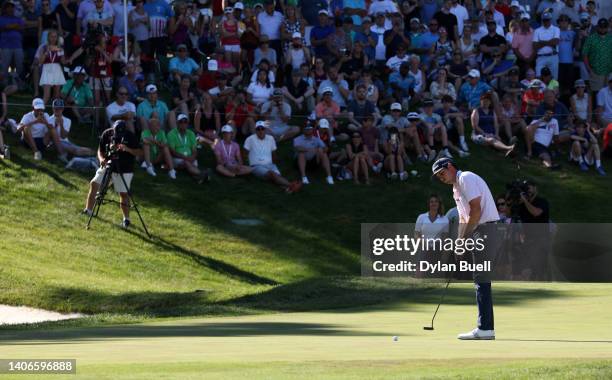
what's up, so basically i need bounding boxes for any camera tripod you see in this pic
[85,159,151,238]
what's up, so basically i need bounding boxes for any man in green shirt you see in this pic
[583,18,612,93]
[136,84,170,130]
[141,118,176,179]
[166,114,209,183]
[61,67,94,123]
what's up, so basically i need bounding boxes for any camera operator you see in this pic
[516,179,551,280]
[83,120,142,229]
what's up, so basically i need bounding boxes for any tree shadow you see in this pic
[8,154,78,190]
[0,321,387,344]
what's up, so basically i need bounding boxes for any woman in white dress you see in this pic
[414,194,450,277]
[38,29,66,105]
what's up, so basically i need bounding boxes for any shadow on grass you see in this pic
[0,322,386,344]
[9,154,78,190]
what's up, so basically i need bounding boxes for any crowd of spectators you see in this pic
[1,0,612,186]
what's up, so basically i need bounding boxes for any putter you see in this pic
[423,278,451,331]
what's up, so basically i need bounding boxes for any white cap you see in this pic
[72,66,87,75]
[221,124,234,133]
[199,8,212,17]
[177,113,189,121]
[32,98,45,110]
[292,31,302,39]
[208,59,218,72]
[318,119,330,129]
[234,2,244,10]
[529,79,543,88]
[468,69,480,78]
[146,84,158,93]
[407,112,420,120]
[318,9,329,16]
[520,12,530,20]
[510,0,520,7]
[255,120,268,129]
[322,86,334,95]
[390,102,402,111]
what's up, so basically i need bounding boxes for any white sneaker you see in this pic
[344,171,353,180]
[34,151,42,160]
[326,175,334,185]
[375,162,383,173]
[146,165,157,177]
[168,169,177,179]
[457,328,495,340]
[460,140,469,152]
[399,171,408,181]
[390,172,398,180]
[427,150,437,162]
[141,161,148,169]
[302,176,310,185]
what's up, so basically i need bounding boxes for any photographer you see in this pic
[516,180,549,224]
[83,120,142,229]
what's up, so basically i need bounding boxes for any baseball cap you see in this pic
[390,102,402,111]
[529,79,543,88]
[146,84,157,93]
[221,124,233,133]
[468,69,480,78]
[272,88,283,97]
[362,16,372,23]
[520,13,530,20]
[253,3,263,9]
[322,86,333,95]
[540,67,551,76]
[73,66,87,75]
[580,12,590,20]
[176,44,187,51]
[318,9,329,16]
[234,2,244,10]
[52,98,64,108]
[407,112,420,120]
[255,120,267,129]
[510,0,519,7]
[574,79,586,87]
[177,113,189,122]
[410,17,420,24]
[304,124,314,130]
[292,31,302,39]
[207,59,218,72]
[32,98,45,110]
[597,18,609,28]
[318,119,330,129]
[542,12,552,20]
[422,99,434,107]
[431,157,454,176]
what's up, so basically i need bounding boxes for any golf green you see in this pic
[1,282,611,379]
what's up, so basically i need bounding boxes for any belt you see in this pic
[537,53,557,57]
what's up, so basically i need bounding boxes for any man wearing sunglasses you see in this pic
[106,86,136,132]
[432,157,501,340]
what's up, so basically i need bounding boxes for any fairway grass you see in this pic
[1,282,611,379]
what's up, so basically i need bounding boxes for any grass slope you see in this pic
[0,282,611,379]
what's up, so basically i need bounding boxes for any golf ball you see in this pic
[410,170,418,176]
[392,336,399,341]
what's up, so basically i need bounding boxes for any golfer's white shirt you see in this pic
[452,171,499,224]
[415,213,450,239]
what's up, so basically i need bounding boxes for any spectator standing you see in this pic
[0,1,25,85]
[415,194,450,239]
[257,0,284,59]
[143,0,174,64]
[533,12,560,80]
[37,29,66,105]
[582,18,612,94]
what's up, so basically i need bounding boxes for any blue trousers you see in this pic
[475,282,494,330]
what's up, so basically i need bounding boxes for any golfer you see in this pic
[432,157,500,340]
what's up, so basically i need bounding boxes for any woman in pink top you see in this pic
[214,124,253,177]
[511,14,534,76]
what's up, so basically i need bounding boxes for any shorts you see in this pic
[251,163,280,178]
[532,142,551,157]
[224,44,241,53]
[91,166,133,193]
[21,136,46,152]
[173,158,199,167]
[90,77,113,91]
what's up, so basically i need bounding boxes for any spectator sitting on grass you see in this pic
[140,117,176,179]
[360,115,384,173]
[499,93,525,145]
[167,113,208,183]
[137,84,170,131]
[293,124,334,185]
[470,92,515,156]
[406,112,429,162]
[315,86,344,142]
[525,108,560,169]
[535,89,572,141]
[225,87,256,138]
[169,44,201,85]
[458,69,493,110]
[383,127,409,181]
[60,67,94,123]
[570,120,606,176]
[260,88,300,142]
[345,131,371,185]
[106,87,136,132]
[16,98,67,162]
[49,98,94,158]
[214,124,253,178]
[420,98,452,159]
[434,95,470,156]
[244,120,301,193]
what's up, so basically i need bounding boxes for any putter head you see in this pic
[423,326,434,330]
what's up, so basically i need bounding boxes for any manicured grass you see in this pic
[1,282,611,379]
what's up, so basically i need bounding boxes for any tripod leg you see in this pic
[117,171,151,238]
[86,166,111,230]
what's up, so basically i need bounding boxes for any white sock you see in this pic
[459,136,466,144]
[596,159,601,167]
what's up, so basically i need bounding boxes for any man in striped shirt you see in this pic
[144,0,173,60]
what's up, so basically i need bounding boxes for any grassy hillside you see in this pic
[1,98,611,322]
